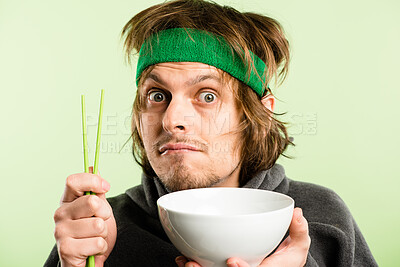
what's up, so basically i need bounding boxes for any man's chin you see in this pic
[157,169,221,192]
[163,182,193,192]
[157,154,199,172]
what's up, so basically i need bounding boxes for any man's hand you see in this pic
[53,167,117,267]
[175,207,310,267]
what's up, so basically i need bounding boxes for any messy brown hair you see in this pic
[121,0,293,186]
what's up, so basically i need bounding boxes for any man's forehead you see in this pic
[149,62,220,76]
[142,62,234,86]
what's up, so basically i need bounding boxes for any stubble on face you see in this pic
[149,134,234,192]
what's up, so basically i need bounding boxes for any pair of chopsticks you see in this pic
[81,89,105,267]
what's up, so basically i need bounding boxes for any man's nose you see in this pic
[162,97,194,134]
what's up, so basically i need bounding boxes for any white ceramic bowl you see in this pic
[157,188,294,267]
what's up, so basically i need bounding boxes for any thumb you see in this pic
[288,208,309,243]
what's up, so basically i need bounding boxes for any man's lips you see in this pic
[159,143,201,155]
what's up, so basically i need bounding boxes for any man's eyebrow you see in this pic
[145,73,166,85]
[185,74,222,86]
[144,73,222,86]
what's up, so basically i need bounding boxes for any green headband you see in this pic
[136,28,268,97]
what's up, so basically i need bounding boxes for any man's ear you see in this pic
[261,94,275,112]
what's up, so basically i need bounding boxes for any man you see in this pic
[45,0,377,266]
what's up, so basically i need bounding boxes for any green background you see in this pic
[0,0,399,266]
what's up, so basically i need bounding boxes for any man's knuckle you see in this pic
[91,176,101,190]
[58,239,72,257]
[102,239,109,253]
[53,207,65,222]
[101,222,108,238]
[54,224,66,240]
[87,195,100,212]
[93,218,104,233]
[66,174,78,190]
[105,201,113,219]
[95,237,107,252]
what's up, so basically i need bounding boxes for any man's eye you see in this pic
[199,92,216,103]
[149,91,166,102]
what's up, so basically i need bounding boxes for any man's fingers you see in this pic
[57,237,108,263]
[175,256,188,267]
[227,257,251,267]
[174,256,203,267]
[61,173,110,203]
[184,262,202,267]
[55,217,108,240]
[54,195,112,221]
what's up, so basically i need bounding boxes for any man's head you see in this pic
[121,0,292,191]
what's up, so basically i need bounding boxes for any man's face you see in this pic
[139,62,242,191]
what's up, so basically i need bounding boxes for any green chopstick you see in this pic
[93,89,104,177]
[81,89,105,267]
[81,95,89,174]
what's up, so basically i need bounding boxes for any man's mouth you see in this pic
[159,143,201,155]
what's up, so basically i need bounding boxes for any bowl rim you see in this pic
[157,187,295,218]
